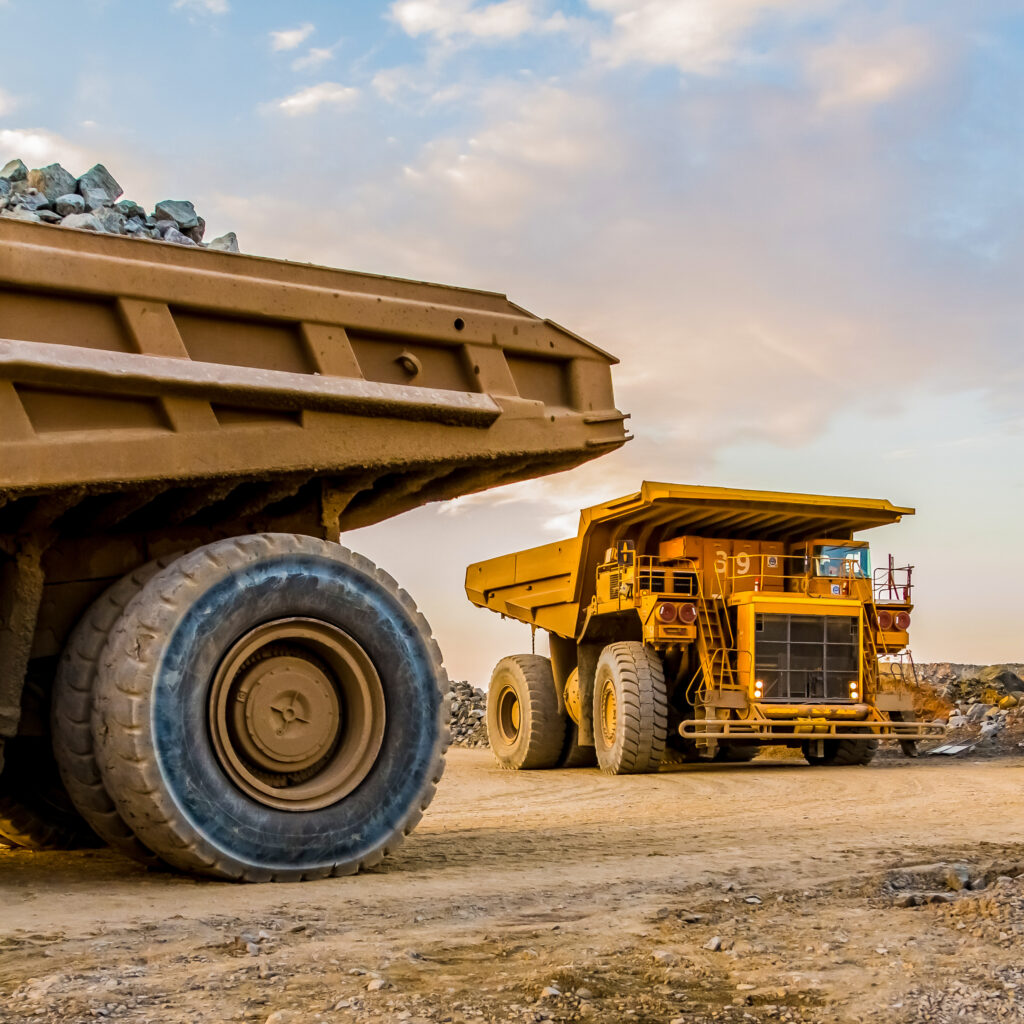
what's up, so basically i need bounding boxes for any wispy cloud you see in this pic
[389,0,569,43]
[292,45,337,72]
[270,22,315,52]
[0,87,18,117]
[807,29,937,108]
[171,0,229,15]
[268,82,359,117]
[0,128,88,169]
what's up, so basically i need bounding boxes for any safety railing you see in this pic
[874,556,913,603]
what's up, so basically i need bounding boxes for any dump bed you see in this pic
[0,219,629,533]
[466,481,913,638]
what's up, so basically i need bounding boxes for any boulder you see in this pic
[26,164,77,203]
[115,199,146,221]
[0,158,27,182]
[0,179,10,200]
[38,210,62,224]
[1,207,41,222]
[93,208,127,235]
[76,164,122,207]
[208,231,239,253]
[187,215,206,244]
[60,212,102,232]
[54,194,85,217]
[16,189,50,212]
[163,226,196,246]
[153,199,199,231]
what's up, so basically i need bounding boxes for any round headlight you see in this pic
[894,611,911,631]
[655,602,677,624]
[877,609,893,631]
[678,603,698,625]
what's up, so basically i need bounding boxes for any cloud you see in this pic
[292,46,337,72]
[807,29,937,108]
[270,22,315,52]
[268,82,359,117]
[0,87,18,117]
[171,0,229,15]
[0,128,88,170]
[389,0,569,43]
[586,0,826,73]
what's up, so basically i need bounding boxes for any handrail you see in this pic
[874,556,913,602]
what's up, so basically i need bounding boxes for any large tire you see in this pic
[92,534,449,882]
[803,738,878,766]
[52,558,177,866]
[0,738,100,850]
[593,642,667,775]
[486,655,565,770]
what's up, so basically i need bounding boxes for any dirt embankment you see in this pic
[1,750,1023,1024]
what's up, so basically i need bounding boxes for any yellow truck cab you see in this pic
[466,482,941,774]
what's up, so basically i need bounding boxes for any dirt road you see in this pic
[2,750,1023,1024]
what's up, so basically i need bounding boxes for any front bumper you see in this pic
[679,706,946,742]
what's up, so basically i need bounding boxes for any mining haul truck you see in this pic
[466,482,944,774]
[0,218,628,879]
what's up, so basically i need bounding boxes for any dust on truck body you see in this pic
[466,482,943,774]
[0,218,628,877]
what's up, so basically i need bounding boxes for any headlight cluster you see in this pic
[655,602,698,624]
[877,609,911,631]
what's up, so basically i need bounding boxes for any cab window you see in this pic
[813,545,869,578]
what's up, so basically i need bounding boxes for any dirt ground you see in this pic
[2,749,1023,1024]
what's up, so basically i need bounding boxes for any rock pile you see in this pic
[0,157,238,252]
[445,680,487,748]
[920,663,1024,749]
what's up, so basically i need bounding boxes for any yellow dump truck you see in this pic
[0,217,628,878]
[466,482,943,773]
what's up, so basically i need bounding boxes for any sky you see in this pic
[1,0,1022,684]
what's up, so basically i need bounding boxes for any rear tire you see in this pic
[803,739,878,766]
[486,655,565,770]
[592,642,667,775]
[52,558,177,866]
[92,534,449,881]
[0,738,100,850]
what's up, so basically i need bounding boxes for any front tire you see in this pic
[592,642,667,775]
[486,655,565,770]
[92,534,448,881]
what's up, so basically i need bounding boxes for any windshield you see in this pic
[813,544,869,578]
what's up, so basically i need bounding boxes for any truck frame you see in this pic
[466,482,944,773]
[0,217,628,877]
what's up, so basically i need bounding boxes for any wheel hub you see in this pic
[497,685,522,744]
[232,655,340,773]
[600,679,617,747]
[209,618,385,812]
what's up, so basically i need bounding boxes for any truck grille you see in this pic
[754,613,859,701]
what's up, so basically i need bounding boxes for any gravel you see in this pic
[0,157,239,252]
[446,680,488,748]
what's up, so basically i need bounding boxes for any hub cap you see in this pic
[208,618,385,812]
[600,678,617,747]
[496,684,522,744]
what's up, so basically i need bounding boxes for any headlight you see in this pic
[894,611,911,631]
[678,603,698,624]
[655,602,677,624]
[877,609,893,630]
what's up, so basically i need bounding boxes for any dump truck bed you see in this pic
[466,482,913,637]
[0,219,629,533]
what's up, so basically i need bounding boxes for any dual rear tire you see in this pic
[486,642,667,775]
[41,534,448,880]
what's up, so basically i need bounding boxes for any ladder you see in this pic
[691,574,740,703]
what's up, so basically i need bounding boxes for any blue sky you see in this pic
[2,0,1022,683]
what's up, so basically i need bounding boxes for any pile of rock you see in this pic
[0,157,238,252]
[445,680,488,748]
[935,665,1024,746]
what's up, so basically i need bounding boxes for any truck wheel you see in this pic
[713,743,760,763]
[0,738,100,850]
[92,534,449,882]
[593,642,667,775]
[802,739,878,766]
[486,655,565,770]
[52,558,177,866]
